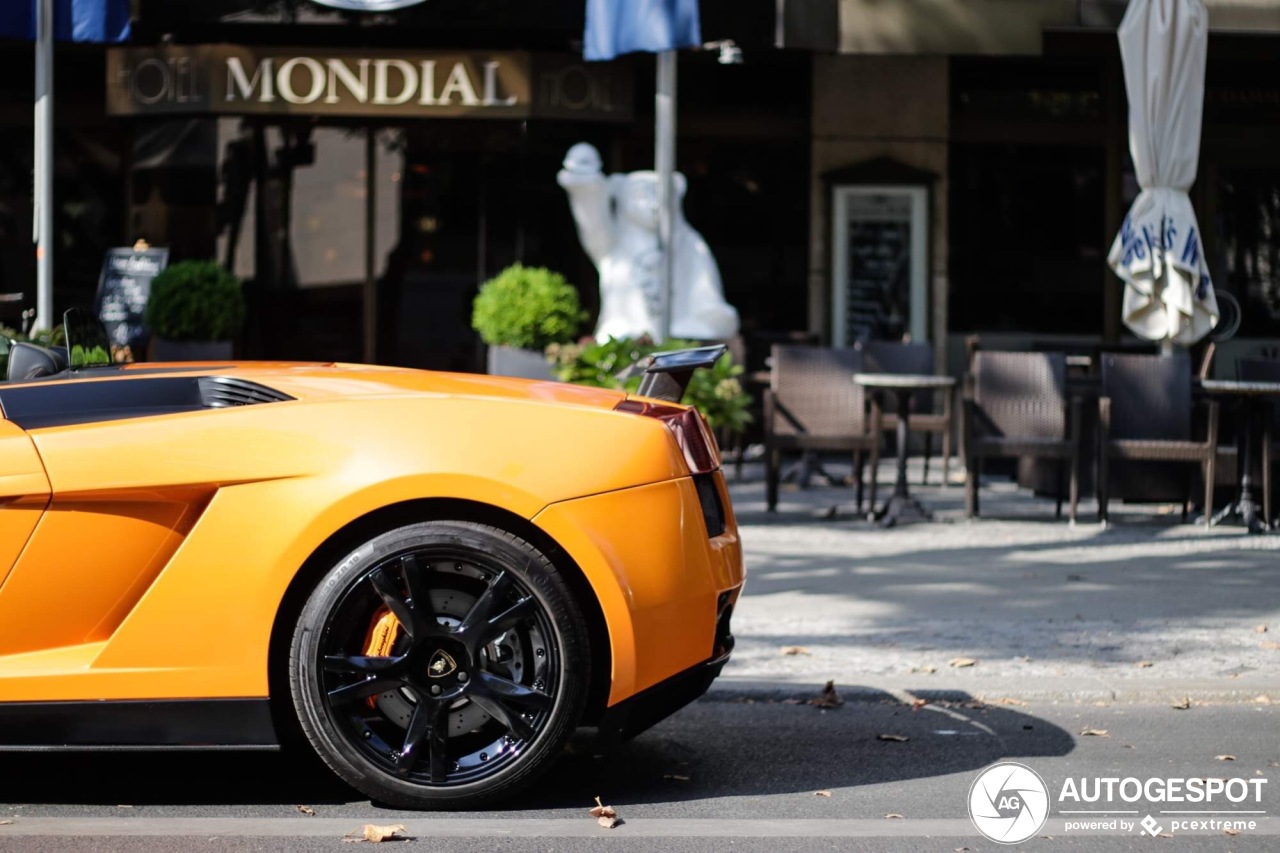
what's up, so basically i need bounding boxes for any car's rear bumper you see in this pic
[594,626,735,745]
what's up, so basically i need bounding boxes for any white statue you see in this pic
[557,142,739,343]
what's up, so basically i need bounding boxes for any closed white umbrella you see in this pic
[1107,0,1218,347]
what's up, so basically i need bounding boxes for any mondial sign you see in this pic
[106,46,632,121]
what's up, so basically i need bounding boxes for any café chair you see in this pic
[963,351,1081,522]
[1236,357,1280,525]
[763,345,881,513]
[859,340,954,486]
[1096,353,1218,528]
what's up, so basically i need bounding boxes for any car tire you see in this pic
[289,520,589,808]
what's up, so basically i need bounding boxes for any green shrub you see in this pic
[145,260,245,342]
[551,336,753,436]
[471,264,585,351]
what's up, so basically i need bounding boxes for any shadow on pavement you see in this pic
[0,691,1072,811]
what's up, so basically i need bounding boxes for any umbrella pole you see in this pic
[655,50,676,343]
[33,0,54,333]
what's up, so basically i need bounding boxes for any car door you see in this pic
[0,418,51,592]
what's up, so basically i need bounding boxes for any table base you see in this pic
[873,492,934,528]
[1210,496,1268,534]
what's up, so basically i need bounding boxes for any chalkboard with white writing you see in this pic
[94,247,168,356]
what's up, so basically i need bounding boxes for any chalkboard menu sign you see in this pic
[94,246,168,355]
[831,186,928,346]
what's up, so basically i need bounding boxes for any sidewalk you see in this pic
[719,457,1280,704]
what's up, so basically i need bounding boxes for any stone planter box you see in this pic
[486,345,554,380]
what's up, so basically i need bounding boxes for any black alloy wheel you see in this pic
[289,521,589,808]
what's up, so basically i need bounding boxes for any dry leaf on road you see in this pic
[814,791,832,798]
[911,664,938,674]
[811,680,844,708]
[343,824,408,843]
[297,805,316,816]
[1171,697,1192,710]
[1080,728,1110,737]
[1261,642,1280,650]
[1215,755,1236,761]
[0,820,12,826]
[949,657,977,668]
[591,796,621,828]
[781,646,811,656]
[877,733,909,742]
[1256,625,1268,633]
[1225,828,1241,836]
[990,697,1028,706]
[1135,660,1154,668]
[910,698,928,711]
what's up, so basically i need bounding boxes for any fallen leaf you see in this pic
[814,790,832,798]
[1261,642,1280,650]
[0,820,12,826]
[1158,832,1174,838]
[1256,695,1274,705]
[1256,625,1268,633]
[884,813,904,819]
[663,774,690,782]
[781,646,811,656]
[1171,696,1192,710]
[343,824,408,843]
[598,816,621,829]
[1225,828,1241,837]
[1135,660,1154,668]
[811,680,844,709]
[589,796,617,820]
[783,698,805,705]
[912,664,938,674]
[910,698,928,711]
[990,697,1027,706]
[1080,728,1110,737]
[1215,755,1237,761]
[877,733,909,742]
[297,805,316,816]
[116,805,133,809]
[950,657,977,668]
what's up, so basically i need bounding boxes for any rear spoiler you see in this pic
[635,344,727,403]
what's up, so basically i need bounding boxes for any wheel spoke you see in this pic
[487,595,537,637]
[324,654,404,675]
[396,697,451,782]
[399,554,436,631]
[469,694,536,741]
[457,570,513,639]
[369,559,437,643]
[327,676,399,705]
[475,670,551,710]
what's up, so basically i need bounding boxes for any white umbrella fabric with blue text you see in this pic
[1108,0,1218,346]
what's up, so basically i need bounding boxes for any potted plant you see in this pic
[145,260,246,361]
[471,264,585,379]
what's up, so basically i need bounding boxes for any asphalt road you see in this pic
[1,693,1275,852]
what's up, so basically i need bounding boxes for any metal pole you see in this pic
[363,127,377,363]
[33,0,54,332]
[655,50,677,343]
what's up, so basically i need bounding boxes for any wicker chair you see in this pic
[860,341,954,486]
[764,345,881,513]
[1097,353,1218,527]
[963,351,1081,522]
[1237,357,1280,525]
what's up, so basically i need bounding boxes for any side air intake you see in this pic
[198,376,294,408]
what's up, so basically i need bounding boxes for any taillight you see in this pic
[614,399,721,475]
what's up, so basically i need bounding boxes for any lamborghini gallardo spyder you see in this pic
[0,311,743,808]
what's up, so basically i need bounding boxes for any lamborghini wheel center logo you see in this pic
[427,649,457,678]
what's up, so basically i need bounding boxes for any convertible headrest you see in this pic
[7,342,64,381]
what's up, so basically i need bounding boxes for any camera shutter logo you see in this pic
[968,762,1051,844]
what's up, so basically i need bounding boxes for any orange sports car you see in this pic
[0,311,744,808]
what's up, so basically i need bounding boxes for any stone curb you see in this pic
[704,676,1280,705]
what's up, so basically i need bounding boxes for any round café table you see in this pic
[854,372,956,528]
[1200,379,1280,534]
